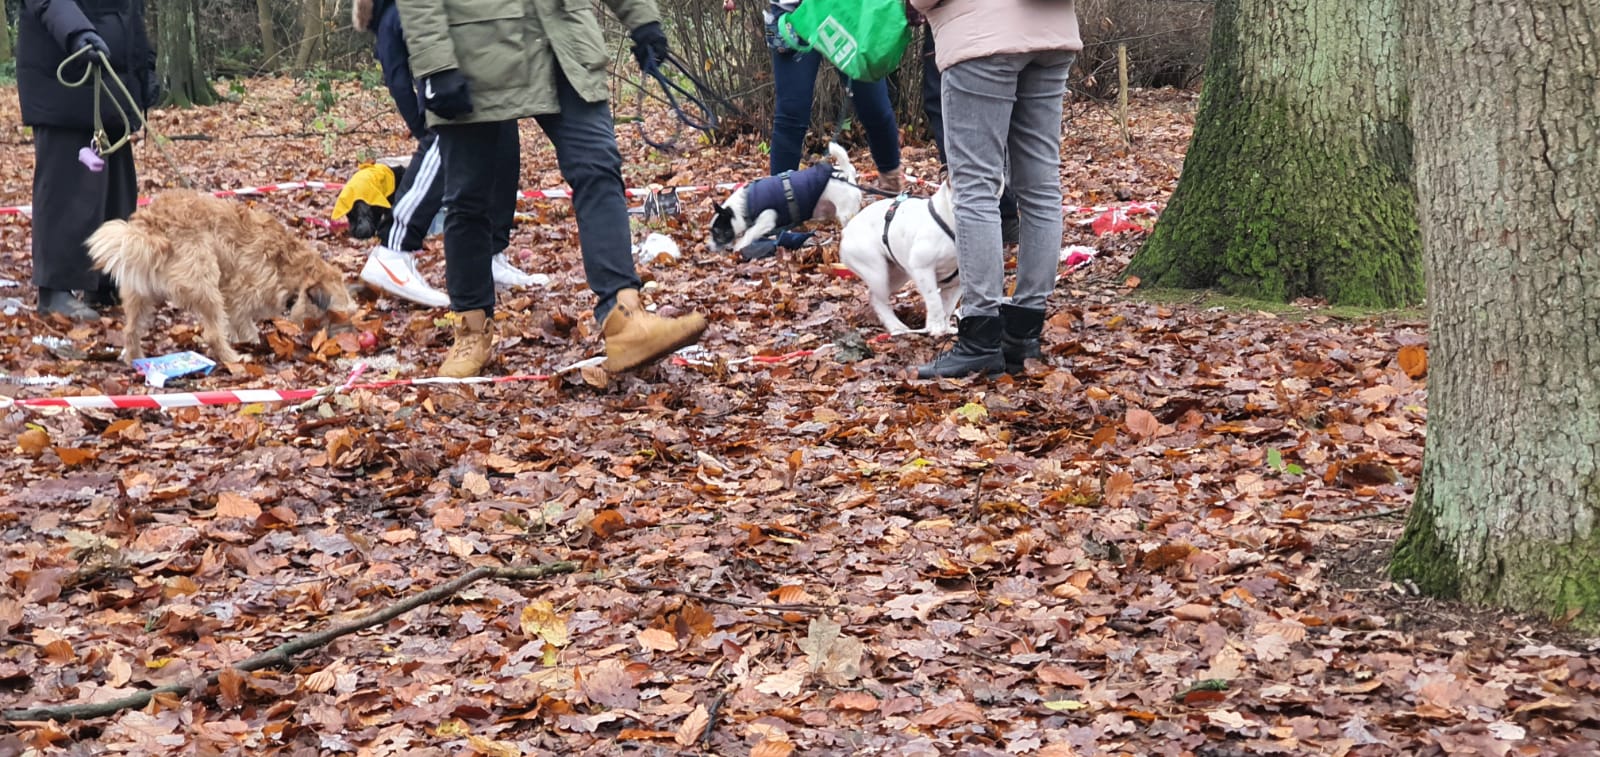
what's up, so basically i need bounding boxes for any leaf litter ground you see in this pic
[1,80,1597,756]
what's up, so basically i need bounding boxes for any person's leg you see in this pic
[535,66,705,371]
[386,133,444,253]
[532,69,641,323]
[31,126,109,317]
[1008,52,1073,312]
[917,54,1026,379]
[921,30,947,167]
[944,56,1022,320]
[489,124,520,255]
[363,132,450,307]
[438,121,502,316]
[770,49,822,174]
[486,122,547,288]
[1001,51,1073,371]
[847,77,902,187]
[434,120,506,377]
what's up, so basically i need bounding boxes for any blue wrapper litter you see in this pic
[131,351,217,388]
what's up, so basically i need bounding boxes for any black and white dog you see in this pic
[839,182,961,336]
[343,158,410,240]
[707,142,862,253]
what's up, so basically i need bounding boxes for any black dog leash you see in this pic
[636,52,726,151]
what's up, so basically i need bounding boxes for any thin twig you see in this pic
[2,561,578,723]
[610,579,829,615]
[1309,507,1407,523]
[702,685,734,748]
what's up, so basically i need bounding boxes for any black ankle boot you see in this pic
[37,289,99,320]
[1000,304,1045,373]
[917,315,1006,379]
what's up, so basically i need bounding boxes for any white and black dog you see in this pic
[708,142,862,253]
[839,182,962,336]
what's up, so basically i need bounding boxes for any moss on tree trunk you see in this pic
[1127,0,1423,308]
[1390,0,1600,629]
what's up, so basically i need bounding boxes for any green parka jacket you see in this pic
[395,0,658,125]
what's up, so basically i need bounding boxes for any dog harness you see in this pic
[882,195,960,285]
[745,163,835,228]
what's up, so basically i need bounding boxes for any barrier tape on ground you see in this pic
[0,357,606,413]
[1,334,906,412]
[0,176,1162,220]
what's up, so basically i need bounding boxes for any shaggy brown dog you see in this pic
[87,191,356,364]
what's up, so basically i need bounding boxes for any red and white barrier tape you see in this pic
[1,334,901,412]
[0,181,347,218]
[0,357,606,413]
[0,176,1161,221]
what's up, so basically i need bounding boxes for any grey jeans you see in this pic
[942,51,1074,317]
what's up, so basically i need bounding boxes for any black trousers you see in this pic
[31,125,137,293]
[922,31,1019,221]
[380,131,518,255]
[437,69,639,320]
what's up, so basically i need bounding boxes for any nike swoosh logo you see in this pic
[377,260,411,287]
[425,80,435,99]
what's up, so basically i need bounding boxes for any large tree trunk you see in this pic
[256,0,280,66]
[156,0,218,107]
[1390,3,1600,626]
[293,0,324,71]
[1125,0,1424,307]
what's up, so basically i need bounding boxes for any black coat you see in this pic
[17,0,158,131]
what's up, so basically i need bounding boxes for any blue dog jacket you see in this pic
[744,163,835,228]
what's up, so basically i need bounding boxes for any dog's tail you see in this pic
[827,141,857,184]
[86,218,169,296]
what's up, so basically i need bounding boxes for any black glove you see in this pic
[630,22,670,73]
[421,69,473,120]
[69,30,111,62]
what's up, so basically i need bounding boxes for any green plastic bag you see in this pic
[777,0,912,82]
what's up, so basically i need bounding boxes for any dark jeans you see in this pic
[382,131,517,255]
[437,69,639,320]
[770,47,901,175]
[31,125,136,293]
[921,31,1019,222]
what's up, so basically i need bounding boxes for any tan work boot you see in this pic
[438,309,494,378]
[874,168,904,196]
[601,289,708,372]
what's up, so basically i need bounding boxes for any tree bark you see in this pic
[256,0,280,66]
[293,0,324,72]
[156,0,219,107]
[1390,2,1600,627]
[1125,0,1424,307]
[0,0,13,63]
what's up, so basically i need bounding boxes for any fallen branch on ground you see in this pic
[611,579,830,615]
[2,561,578,723]
[1310,507,1407,523]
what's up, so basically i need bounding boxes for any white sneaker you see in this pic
[492,252,551,289]
[360,246,450,308]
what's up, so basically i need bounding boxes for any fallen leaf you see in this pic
[17,428,49,457]
[638,627,679,653]
[1125,407,1162,438]
[520,601,570,647]
[830,691,880,711]
[674,704,710,747]
[52,447,97,467]
[1398,344,1427,378]
[215,491,261,520]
